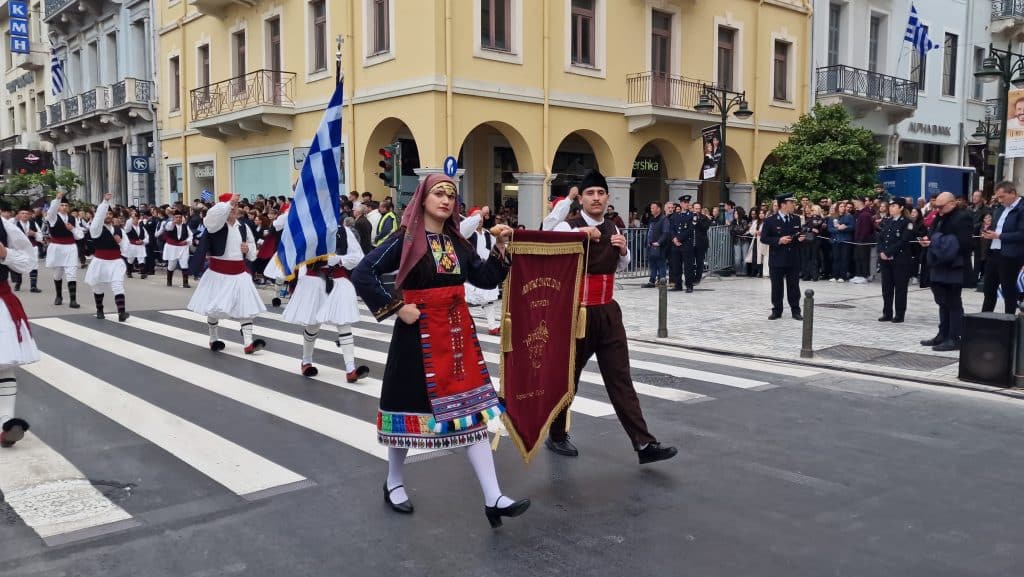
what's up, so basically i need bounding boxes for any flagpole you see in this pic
[335,35,344,211]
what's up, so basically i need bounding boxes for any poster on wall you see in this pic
[1006,88,1024,158]
[699,125,722,179]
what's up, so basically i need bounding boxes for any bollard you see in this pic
[800,289,814,358]
[657,281,668,338]
[1016,313,1024,387]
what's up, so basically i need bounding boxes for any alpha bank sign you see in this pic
[8,1,30,55]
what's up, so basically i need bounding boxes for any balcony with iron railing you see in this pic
[189,69,297,138]
[38,80,151,136]
[624,71,726,132]
[815,65,918,122]
[37,110,48,131]
[992,0,1024,21]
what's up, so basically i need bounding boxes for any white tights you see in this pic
[385,439,513,507]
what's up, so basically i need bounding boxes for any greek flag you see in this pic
[904,4,938,56]
[200,189,214,203]
[275,80,343,280]
[50,42,65,96]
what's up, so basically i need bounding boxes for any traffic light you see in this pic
[378,143,398,188]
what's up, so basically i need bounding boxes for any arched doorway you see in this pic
[362,117,422,208]
[628,138,685,217]
[456,122,533,219]
[550,130,615,199]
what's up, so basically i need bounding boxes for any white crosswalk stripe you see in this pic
[6,308,804,545]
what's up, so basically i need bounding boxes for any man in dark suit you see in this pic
[760,194,805,320]
[920,192,974,351]
[980,180,1024,314]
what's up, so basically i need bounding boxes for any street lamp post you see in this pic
[974,43,1024,183]
[693,85,753,204]
[972,116,1000,193]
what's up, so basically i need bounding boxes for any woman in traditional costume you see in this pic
[351,174,529,528]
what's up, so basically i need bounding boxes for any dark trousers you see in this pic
[694,247,707,282]
[981,251,1023,315]
[819,239,832,278]
[919,251,931,287]
[769,264,801,315]
[684,248,699,287]
[832,243,851,280]
[854,244,872,278]
[931,282,964,343]
[668,246,683,287]
[801,240,819,279]
[880,258,911,319]
[549,301,657,450]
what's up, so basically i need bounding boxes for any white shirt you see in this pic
[992,197,1021,251]
[542,197,630,272]
[204,201,255,261]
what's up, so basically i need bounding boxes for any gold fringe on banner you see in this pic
[508,242,584,256]
[575,306,588,339]
[501,312,513,353]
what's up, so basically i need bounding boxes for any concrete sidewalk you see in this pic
[614,274,1024,397]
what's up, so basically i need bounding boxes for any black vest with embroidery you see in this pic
[49,214,76,239]
[208,222,249,257]
[126,223,145,242]
[567,217,620,275]
[167,224,190,243]
[93,225,124,251]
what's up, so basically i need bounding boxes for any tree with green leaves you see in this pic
[755,104,884,203]
[0,168,84,210]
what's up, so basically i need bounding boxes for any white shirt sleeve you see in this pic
[90,202,108,238]
[1,222,37,275]
[163,221,175,232]
[45,199,59,225]
[614,225,630,272]
[273,212,288,231]
[204,202,230,233]
[341,227,364,269]
[460,214,482,239]
[72,219,85,240]
[541,198,573,231]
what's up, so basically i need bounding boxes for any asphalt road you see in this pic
[0,281,1021,577]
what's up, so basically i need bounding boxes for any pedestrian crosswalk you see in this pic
[3,309,817,547]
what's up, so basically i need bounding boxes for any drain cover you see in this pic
[817,303,856,309]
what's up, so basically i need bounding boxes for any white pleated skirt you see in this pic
[0,305,40,368]
[317,277,361,325]
[282,275,326,326]
[123,243,147,261]
[464,282,499,306]
[162,244,189,263]
[45,243,79,268]
[84,258,126,287]
[187,270,266,319]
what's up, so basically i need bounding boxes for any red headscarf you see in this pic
[395,173,464,288]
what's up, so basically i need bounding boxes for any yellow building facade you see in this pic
[157,0,811,226]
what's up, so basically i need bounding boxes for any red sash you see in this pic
[49,236,75,245]
[305,265,350,279]
[208,258,248,275]
[0,281,31,342]
[93,249,121,261]
[580,273,614,306]
[403,285,502,432]
[164,238,188,246]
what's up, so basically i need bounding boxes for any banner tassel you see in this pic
[575,306,587,339]
[501,312,513,352]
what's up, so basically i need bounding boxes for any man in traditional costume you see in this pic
[459,207,502,335]
[187,193,267,354]
[84,194,130,321]
[122,211,149,279]
[162,210,193,288]
[282,221,369,382]
[45,192,83,308]
[0,217,41,447]
[352,174,529,527]
[542,169,677,465]
[12,209,42,293]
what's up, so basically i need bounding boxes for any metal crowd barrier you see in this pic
[705,225,735,275]
[618,227,650,279]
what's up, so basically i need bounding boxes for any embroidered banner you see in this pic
[500,230,587,463]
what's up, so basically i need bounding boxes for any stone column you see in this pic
[513,173,549,230]
[88,147,104,205]
[107,142,125,205]
[69,147,86,193]
[730,183,755,211]
[604,177,635,218]
[666,179,701,203]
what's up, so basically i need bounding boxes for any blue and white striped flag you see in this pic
[50,42,65,96]
[275,80,343,280]
[200,189,214,203]
[904,4,938,56]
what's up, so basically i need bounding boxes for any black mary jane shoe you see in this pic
[484,496,531,528]
[383,483,414,514]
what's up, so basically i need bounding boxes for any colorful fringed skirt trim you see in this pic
[377,410,492,450]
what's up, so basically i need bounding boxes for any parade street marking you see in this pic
[628,358,771,389]
[20,353,308,499]
[257,311,708,404]
[34,318,394,462]
[0,430,136,545]
[628,342,821,378]
[164,309,615,417]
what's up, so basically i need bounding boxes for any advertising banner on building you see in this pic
[1006,88,1024,158]
[700,125,722,180]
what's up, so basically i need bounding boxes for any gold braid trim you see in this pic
[507,241,584,256]
[280,254,332,282]
[373,297,404,321]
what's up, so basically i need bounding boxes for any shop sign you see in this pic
[908,122,952,136]
[193,163,214,178]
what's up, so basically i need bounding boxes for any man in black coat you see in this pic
[920,192,974,351]
[980,181,1024,314]
[760,194,805,320]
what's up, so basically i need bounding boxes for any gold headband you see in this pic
[429,182,457,197]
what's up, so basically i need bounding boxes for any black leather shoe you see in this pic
[685,287,694,293]
[95,310,105,320]
[545,436,579,457]
[68,300,80,309]
[792,312,803,321]
[920,336,943,347]
[118,311,130,322]
[768,313,782,320]
[383,483,414,514]
[932,340,961,352]
[638,442,678,465]
[30,287,41,293]
[891,317,904,323]
[485,496,530,528]
[878,316,892,322]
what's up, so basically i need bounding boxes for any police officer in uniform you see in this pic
[877,198,915,323]
[760,194,805,319]
[668,195,696,292]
